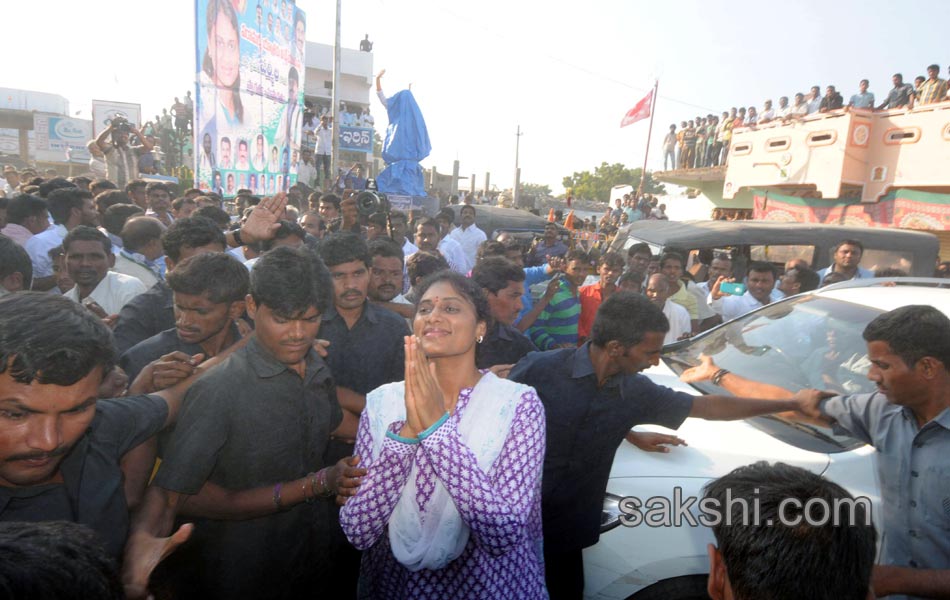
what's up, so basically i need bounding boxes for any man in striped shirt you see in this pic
[917,64,948,106]
[526,249,589,350]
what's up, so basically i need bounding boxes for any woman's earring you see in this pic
[477,335,484,344]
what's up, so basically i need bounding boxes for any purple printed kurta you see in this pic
[340,386,547,599]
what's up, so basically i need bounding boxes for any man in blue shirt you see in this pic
[510,292,823,599]
[816,239,874,282]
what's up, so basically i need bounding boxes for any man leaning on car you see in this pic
[510,292,830,600]
[686,305,950,599]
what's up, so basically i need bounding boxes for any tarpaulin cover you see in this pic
[377,90,430,197]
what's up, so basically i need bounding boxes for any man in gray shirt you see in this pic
[800,305,950,599]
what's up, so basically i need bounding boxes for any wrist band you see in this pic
[418,412,450,441]
[273,482,283,510]
[712,368,730,386]
[302,476,314,504]
[231,228,244,246]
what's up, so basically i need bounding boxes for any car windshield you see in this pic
[665,295,881,452]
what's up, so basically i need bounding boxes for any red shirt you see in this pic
[578,282,608,341]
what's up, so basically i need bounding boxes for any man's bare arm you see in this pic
[873,565,950,599]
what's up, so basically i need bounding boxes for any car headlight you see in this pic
[601,492,625,533]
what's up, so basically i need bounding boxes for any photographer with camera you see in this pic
[95,116,154,188]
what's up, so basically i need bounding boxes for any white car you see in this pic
[583,279,950,600]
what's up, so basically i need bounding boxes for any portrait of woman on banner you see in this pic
[197,0,249,138]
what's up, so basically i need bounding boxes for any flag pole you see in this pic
[636,79,659,198]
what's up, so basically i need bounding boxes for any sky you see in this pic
[5,0,948,194]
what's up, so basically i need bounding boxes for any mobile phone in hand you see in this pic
[720,282,746,296]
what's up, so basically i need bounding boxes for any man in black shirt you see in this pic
[119,252,248,386]
[471,256,537,375]
[126,247,364,599]
[819,85,844,112]
[319,233,410,458]
[318,233,410,596]
[114,197,287,353]
[113,217,226,354]
[0,293,194,560]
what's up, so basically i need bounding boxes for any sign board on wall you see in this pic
[33,115,92,163]
[92,100,142,137]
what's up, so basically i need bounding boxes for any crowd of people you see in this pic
[0,163,948,600]
[663,62,950,171]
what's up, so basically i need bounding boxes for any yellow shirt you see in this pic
[669,283,698,320]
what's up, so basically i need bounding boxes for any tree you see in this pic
[562,162,665,202]
[520,182,551,197]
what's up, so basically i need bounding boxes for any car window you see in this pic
[665,295,882,452]
[750,244,815,268]
[857,248,914,275]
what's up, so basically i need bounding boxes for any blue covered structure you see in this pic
[376,90,431,198]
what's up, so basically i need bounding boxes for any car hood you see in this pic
[608,360,831,481]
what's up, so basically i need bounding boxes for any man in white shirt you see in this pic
[788,93,808,120]
[806,86,822,114]
[314,116,332,187]
[414,218,467,274]
[25,187,99,291]
[645,273,691,344]
[114,216,165,288]
[758,100,776,123]
[62,226,147,317]
[297,150,318,189]
[707,262,778,322]
[774,96,792,120]
[2,166,20,197]
[447,204,487,270]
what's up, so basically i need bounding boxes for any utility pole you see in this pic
[330,0,342,185]
[636,80,659,198]
[513,124,523,208]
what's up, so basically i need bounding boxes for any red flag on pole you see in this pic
[620,89,654,128]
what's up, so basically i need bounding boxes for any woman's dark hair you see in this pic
[414,269,491,328]
[0,293,115,385]
[202,0,244,122]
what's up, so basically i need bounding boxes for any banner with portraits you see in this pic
[194,0,306,198]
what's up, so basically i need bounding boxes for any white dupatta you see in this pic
[365,372,529,572]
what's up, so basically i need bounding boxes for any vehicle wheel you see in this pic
[628,574,710,600]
